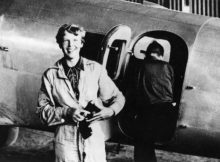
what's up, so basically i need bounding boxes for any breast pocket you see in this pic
[80,74,99,102]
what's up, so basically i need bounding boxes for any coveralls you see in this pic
[37,57,125,162]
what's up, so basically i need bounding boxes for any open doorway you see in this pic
[131,31,188,106]
[118,31,188,141]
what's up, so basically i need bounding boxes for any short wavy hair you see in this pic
[56,24,86,47]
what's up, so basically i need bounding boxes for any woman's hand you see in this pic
[67,108,90,122]
[86,100,114,122]
[73,109,91,122]
[86,108,114,122]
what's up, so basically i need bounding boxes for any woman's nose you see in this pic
[69,41,74,47]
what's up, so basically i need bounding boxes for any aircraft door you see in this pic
[118,36,172,140]
[97,25,131,141]
[99,25,132,81]
[118,31,188,142]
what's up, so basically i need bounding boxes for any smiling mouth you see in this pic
[67,48,75,52]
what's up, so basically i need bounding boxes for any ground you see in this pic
[0,128,219,162]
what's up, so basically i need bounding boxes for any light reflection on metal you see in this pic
[107,45,119,51]
[1,34,58,52]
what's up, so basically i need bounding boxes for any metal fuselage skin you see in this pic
[1,0,220,158]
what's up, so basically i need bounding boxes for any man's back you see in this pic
[137,59,174,105]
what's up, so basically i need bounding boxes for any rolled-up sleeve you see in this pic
[36,73,69,126]
[98,67,125,115]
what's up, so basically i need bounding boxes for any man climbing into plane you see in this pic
[134,40,175,162]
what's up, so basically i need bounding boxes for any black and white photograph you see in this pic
[0,0,220,162]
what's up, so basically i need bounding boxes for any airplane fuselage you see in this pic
[1,0,220,158]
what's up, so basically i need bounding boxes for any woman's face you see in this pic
[61,31,83,60]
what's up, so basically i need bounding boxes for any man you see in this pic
[134,41,175,162]
[37,24,125,162]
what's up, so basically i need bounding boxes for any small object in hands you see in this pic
[79,102,100,139]
[79,120,92,139]
[84,101,100,120]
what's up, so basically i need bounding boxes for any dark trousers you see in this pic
[134,139,156,162]
[134,102,176,162]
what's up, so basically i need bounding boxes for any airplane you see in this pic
[1,0,220,159]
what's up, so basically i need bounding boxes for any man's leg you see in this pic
[134,139,157,162]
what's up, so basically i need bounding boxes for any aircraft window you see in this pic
[99,25,132,81]
[106,40,126,79]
